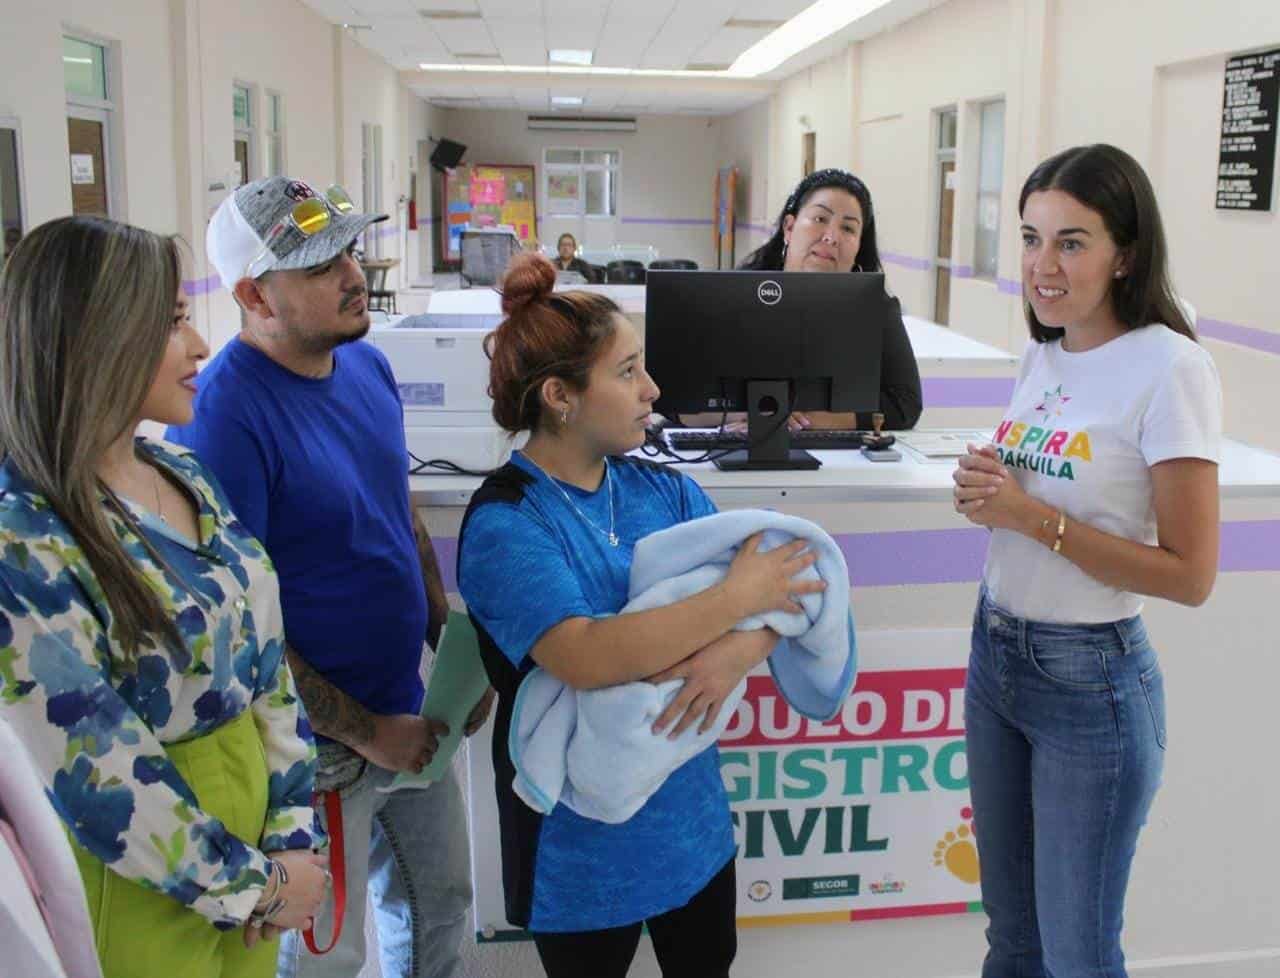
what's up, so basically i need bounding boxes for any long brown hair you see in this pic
[0,216,185,656]
[1019,144,1195,344]
[486,252,620,434]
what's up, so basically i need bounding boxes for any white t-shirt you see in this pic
[983,324,1222,623]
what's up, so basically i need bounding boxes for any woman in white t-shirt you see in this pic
[951,144,1221,978]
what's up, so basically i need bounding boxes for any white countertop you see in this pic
[426,284,646,315]
[903,316,1018,366]
[422,290,1017,365]
[410,434,1280,507]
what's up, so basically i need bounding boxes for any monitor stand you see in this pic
[713,379,821,471]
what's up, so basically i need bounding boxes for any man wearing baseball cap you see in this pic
[168,177,490,978]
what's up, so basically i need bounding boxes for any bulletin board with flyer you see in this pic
[441,164,538,263]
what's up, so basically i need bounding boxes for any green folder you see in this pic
[382,610,490,792]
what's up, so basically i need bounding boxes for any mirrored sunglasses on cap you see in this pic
[243,184,356,279]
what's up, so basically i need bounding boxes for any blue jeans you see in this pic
[965,590,1166,978]
[277,742,473,978]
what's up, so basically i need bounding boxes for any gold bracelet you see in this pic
[1052,511,1066,553]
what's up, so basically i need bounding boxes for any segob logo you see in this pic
[757,280,782,305]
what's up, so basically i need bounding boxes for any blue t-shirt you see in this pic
[458,451,735,932]
[167,337,427,720]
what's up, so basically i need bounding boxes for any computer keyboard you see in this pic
[667,429,872,451]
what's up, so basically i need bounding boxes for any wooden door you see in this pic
[234,138,250,187]
[802,132,816,177]
[67,117,108,216]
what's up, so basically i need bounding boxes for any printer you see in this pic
[367,321,525,472]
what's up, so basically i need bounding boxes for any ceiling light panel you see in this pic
[418,7,482,19]
[547,48,593,65]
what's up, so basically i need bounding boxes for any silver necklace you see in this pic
[527,455,619,547]
[148,465,169,524]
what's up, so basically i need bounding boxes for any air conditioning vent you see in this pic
[527,115,637,132]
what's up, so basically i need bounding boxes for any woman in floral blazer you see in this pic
[0,217,328,978]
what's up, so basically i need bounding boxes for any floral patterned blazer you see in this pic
[0,439,322,928]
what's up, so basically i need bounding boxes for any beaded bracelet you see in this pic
[249,859,288,928]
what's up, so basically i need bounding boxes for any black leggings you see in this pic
[532,858,737,978]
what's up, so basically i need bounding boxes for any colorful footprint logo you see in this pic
[933,807,981,885]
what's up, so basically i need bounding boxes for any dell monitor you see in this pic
[645,270,891,470]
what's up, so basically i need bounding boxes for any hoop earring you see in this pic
[560,409,569,425]
[781,242,789,262]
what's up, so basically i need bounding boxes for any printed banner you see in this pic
[466,628,982,937]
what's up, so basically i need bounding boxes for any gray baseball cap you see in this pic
[206,176,387,289]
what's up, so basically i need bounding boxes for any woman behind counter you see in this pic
[740,168,922,431]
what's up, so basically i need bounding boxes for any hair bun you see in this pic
[500,252,557,314]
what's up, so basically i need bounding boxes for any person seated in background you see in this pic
[734,168,923,432]
[0,216,328,978]
[553,232,597,281]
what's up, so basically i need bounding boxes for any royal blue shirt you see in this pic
[167,337,427,722]
[458,451,735,932]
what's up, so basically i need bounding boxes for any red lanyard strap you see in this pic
[304,789,346,955]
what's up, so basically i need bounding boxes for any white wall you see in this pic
[0,0,431,352]
[432,109,722,269]
[749,0,1280,453]
[0,0,180,232]
[713,99,774,264]
[1046,0,1280,450]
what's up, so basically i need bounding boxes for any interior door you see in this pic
[67,116,108,217]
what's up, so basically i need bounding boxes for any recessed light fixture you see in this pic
[551,95,584,106]
[548,49,593,66]
[419,8,482,20]
[730,0,893,76]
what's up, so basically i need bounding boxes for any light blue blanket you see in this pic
[508,509,857,823]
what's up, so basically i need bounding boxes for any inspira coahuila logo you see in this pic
[757,280,782,305]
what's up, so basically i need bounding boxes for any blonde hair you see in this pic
[0,216,185,655]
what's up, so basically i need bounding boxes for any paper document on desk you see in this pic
[381,611,491,792]
[897,429,995,459]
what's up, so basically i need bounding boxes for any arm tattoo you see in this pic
[286,644,376,748]
[412,506,449,648]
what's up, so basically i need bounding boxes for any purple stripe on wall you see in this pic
[741,222,774,235]
[838,527,990,586]
[620,217,715,227]
[183,274,222,296]
[824,243,1280,360]
[881,251,932,271]
[372,223,401,240]
[1197,317,1280,357]
[1219,520,1280,572]
[922,377,1016,407]
[430,520,1280,592]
